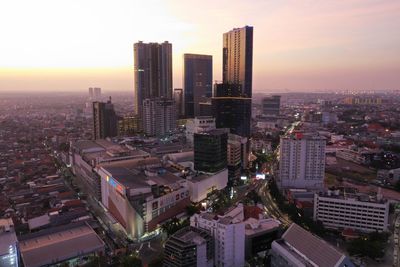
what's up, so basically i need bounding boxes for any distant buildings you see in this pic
[278,132,326,191]
[343,96,382,105]
[183,54,213,118]
[0,218,18,267]
[89,87,101,100]
[142,98,176,136]
[194,129,228,173]
[164,226,214,267]
[271,223,354,267]
[133,41,173,116]
[314,189,389,232]
[212,83,251,138]
[185,116,216,146]
[223,26,253,98]
[117,116,142,136]
[92,98,119,140]
[262,95,281,117]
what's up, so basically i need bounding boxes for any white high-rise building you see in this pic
[142,98,176,136]
[191,206,245,267]
[278,132,326,191]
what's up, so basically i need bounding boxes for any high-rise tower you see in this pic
[133,41,172,116]
[223,26,253,98]
[183,54,212,118]
[92,97,119,140]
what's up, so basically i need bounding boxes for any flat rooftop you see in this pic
[19,222,104,267]
[281,223,345,267]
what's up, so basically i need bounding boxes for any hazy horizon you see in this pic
[1,0,400,92]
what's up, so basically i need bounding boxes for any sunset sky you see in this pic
[1,0,399,93]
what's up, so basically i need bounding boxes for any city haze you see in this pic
[1,0,400,92]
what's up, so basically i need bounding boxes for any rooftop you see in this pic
[19,222,105,267]
[280,223,345,267]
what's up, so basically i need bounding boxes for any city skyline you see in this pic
[1,0,400,92]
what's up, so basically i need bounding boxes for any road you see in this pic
[256,181,291,226]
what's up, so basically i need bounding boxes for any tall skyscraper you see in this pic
[173,88,184,118]
[223,26,253,97]
[133,41,172,116]
[194,129,228,173]
[142,98,176,137]
[212,83,251,138]
[92,98,119,140]
[278,132,326,191]
[262,95,281,117]
[183,54,212,118]
[88,87,93,99]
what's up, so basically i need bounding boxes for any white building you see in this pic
[314,190,389,232]
[278,132,326,191]
[186,169,228,202]
[185,116,216,145]
[191,205,245,267]
[143,98,176,136]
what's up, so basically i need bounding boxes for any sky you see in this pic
[0,0,400,93]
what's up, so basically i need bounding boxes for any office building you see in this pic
[194,129,228,173]
[88,87,93,99]
[343,96,382,105]
[278,132,326,191]
[92,98,120,140]
[227,137,241,184]
[117,116,142,136]
[223,26,253,97]
[19,222,105,267]
[134,41,172,116]
[183,54,213,118]
[185,116,216,146]
[271,223,354,267]
[142,98,176,136]
[262,95,281,117]
[314,189,389,232]
[0,218,18,267]
[164,226,214,267]
[98,158,190,239]
[174,88,184,118]
[212,83,251,138]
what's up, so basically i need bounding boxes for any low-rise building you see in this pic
[313,189,389,232]
[271,223,354,267]
[19,222,105,267]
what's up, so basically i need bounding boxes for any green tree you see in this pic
[119,254,142,267]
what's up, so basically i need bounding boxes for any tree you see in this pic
[119,254,142,267]
[186,204,200,216]
[83,255,108,267]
